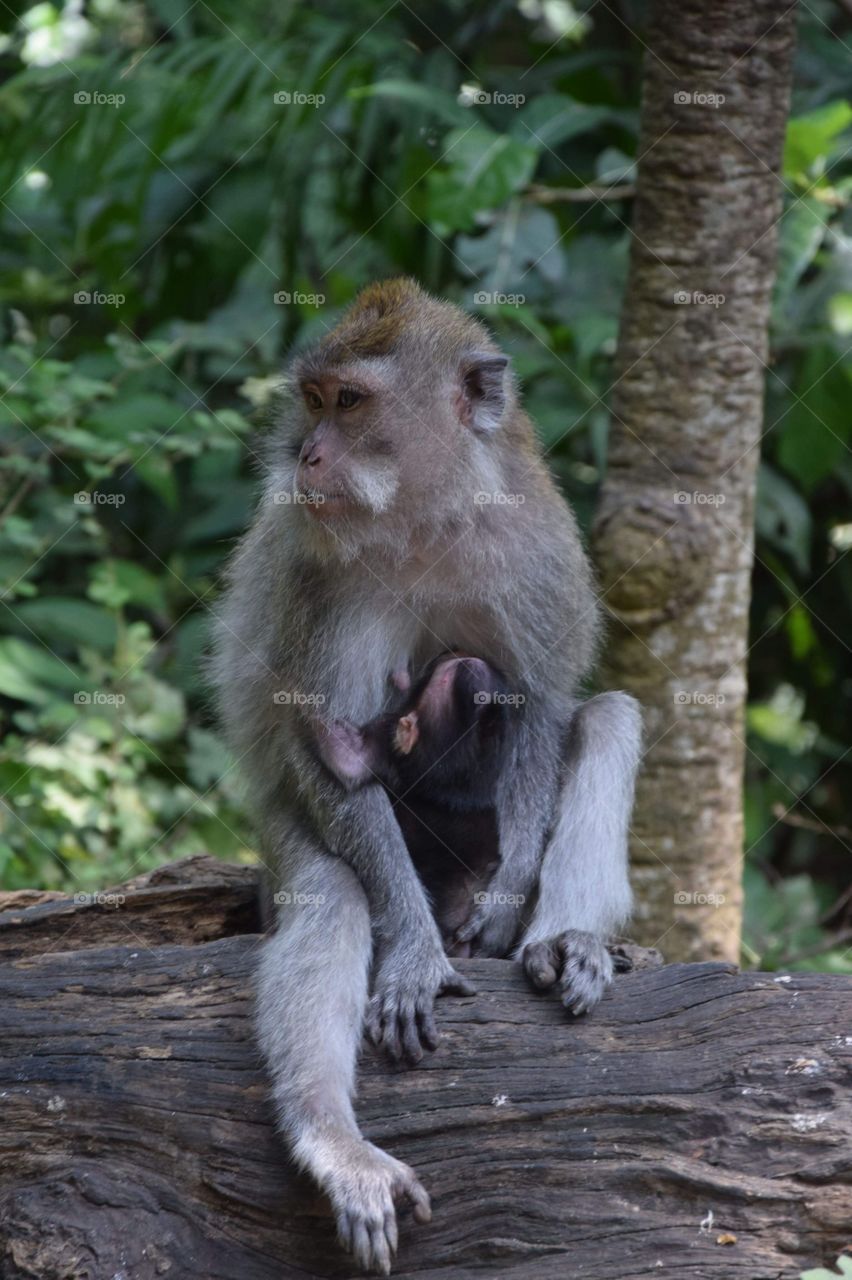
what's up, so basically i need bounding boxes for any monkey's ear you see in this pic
[393,712,420,756]
[459,353,508,434]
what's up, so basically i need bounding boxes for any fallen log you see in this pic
[1,856,850,1279]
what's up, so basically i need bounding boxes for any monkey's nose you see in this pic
[300,443,322,467]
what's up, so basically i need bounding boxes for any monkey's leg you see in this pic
[256,851,430,1275]
[518,691,642,1015]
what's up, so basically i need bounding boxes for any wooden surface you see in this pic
[1,857,851,1279]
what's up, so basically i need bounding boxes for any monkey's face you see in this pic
[282,281,516,555]
[293,363,403,521]
[289,349,511,534]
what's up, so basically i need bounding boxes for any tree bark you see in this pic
[592,0,798,961]
[2,857,851,1279]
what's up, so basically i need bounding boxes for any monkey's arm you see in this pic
[289,735,474,1059]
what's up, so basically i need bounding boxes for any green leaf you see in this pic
[0,637,81,704]
[456,205,563,292]
[512,94,621,150]
[88,560,167,612]
[186,726,232,790]
[426,127,538,232]
[784,101,852,178]
[776,349,852,492]
[86,393,181,440]
[9,599,117,651]
[123,676,186,742]
[348,80,469,127]
[772,198,830,320]
[748,685,817,754]
[827,292,852,335]
[134,454,179,508]
[756,462,811,574]
[786,605,817,661]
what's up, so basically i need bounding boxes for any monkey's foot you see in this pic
[522,928,614,1016]
[328,1138,431,1275]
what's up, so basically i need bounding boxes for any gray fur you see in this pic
[211,282,641,1273]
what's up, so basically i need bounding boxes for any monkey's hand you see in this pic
[454,887,524,957]
[522,928,614,1015]
[366,937,475,1064]
[322,1132,431,1275]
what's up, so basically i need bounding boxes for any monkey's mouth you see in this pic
[299,488,349,516]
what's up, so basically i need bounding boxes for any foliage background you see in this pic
[0,0,850,973]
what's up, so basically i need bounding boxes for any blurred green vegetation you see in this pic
[0,0,849,969]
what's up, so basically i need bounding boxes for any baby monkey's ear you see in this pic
[393,712,420,756]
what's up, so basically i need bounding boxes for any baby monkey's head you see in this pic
[315,653,510,812]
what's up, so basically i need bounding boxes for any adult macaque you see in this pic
[212,279,641,1275]
[314,650,510,965]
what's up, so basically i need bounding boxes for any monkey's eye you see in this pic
[304,389,323,412]
[337,387,361,411]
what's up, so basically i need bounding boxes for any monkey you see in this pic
[211,278,642,1275]
[313,651,511,964]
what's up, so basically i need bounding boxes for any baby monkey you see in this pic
[314,653,510,959]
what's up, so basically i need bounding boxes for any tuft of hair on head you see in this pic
[318,277,425,363]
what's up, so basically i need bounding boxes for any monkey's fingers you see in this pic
[399,1002,424,1064]
[398,1175,431,1225]
[381,1005,404,1062]
[416,1001,440,1052]
[365,996,383,1046]
[439,968,476,998]
[351,1220,375,1274]
[453,912,484,946]
[383,1209,398,1255]
[522,940,559,989]
[368,1221,393,1276]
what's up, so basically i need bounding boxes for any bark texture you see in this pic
[592,0,798,960]
[2,857,851,1280]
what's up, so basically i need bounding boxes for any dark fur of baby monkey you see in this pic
[314,652,511,957]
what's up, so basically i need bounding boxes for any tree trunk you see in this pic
[2,857,851,1279]
[592,0,797,961]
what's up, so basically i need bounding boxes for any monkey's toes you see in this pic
[557,929,614,1016]
[522,940,559,989]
